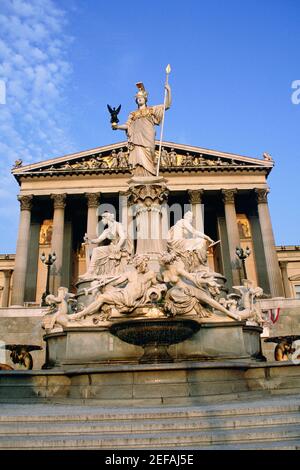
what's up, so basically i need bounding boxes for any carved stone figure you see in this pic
[12,159,23,168]
[182,152,194,166]
[111,82,171,176]
[160,253,241,320]
[89,157,100,168]
[167,211,213,272]
[61,161,72,170]
[161,147,170,166]
[80,211,133,279]
[263,152,273,161]
[169,148,177,166]
[70,255,162,320]
[117,148,128,167]
[98,158,108,169]
[42,287,76,332]
[220,280,264,325]
[110,149,119,167]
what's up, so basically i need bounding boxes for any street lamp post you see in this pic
[40,252,56,306]
[235,246,251,281]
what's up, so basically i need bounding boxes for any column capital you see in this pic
[279,260,288,268]
[221,189,237,204]
[17,195,33,211]
[51,193,67,209]
[3,269,13,279]
[188,189,204,204]
[85,192,100,208]
[255,188,269,204]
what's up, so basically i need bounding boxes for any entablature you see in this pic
[12,140,274,185]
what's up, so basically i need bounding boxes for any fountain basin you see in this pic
[109,318,200,363]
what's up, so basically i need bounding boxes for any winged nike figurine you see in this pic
[107,104,121,124]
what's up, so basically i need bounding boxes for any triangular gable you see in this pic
[12,140,274,180]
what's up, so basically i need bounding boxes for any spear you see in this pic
[156,64,171,176]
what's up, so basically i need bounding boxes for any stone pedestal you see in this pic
[127,177,169,261]
[43,321,264,369]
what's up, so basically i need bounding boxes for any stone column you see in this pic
[2,270,13,307]
[120,191,135,241]
[255,189,284,297]
[188,189,204,232]
[127,178,169,258]
[85,193,100,239]
[11,195,33,306]
[279,261,292,298]
[51,194,66,294]
[221,189,241,286]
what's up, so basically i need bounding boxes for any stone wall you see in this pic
[259,299,300,361]
[0,308,45,369]
[1,300,300,369]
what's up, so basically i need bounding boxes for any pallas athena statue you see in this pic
[112,82,171,176]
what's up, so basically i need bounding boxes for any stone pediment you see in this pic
[12,140,274,181]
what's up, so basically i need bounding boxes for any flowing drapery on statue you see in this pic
[126,105,164,176]
[167,211,214,272]
[80,212,133,280]
[112,82,171,176]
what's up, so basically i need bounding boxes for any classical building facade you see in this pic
[0,140,292,307]
[277,245,300,299]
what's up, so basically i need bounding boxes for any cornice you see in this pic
[12,141,273,175]
[15,165,270,182]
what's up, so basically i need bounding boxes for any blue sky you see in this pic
[0,0,299,252]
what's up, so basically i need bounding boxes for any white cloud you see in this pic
[0,0,74,252]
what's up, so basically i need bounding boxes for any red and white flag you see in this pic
[269,307,280,324]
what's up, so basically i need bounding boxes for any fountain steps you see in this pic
[0,396,300,449]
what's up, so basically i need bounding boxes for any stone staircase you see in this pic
[0,395,300,449]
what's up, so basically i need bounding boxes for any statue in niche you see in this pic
[237,217,251,239]
[160,253,241,320]
[39,220,53,245]
[111,82,171,176]
[167,211,214,272]
[80,211,133,280]
[70,255,163,321]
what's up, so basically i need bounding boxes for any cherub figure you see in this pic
[42,287,76,332]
